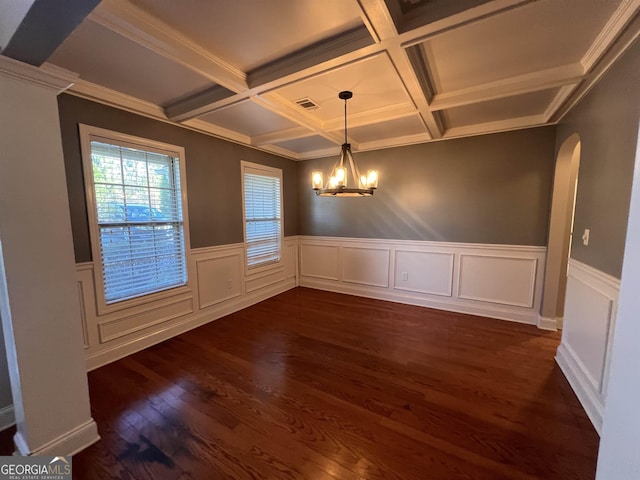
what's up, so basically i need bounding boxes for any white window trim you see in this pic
[79,124,193,315]
[240,161,284,277]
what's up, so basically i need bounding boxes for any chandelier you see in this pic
[311,91,379,197]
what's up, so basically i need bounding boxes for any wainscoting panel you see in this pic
[300,244,339,280]
[98,297,194,343]
[79,238,298,370]
[298,236,546,325]
[342,247,390,288]
[458,255,537,308]
[394,250,454,296]
[76,263,98,349]
[195,252,243,309]
[556,259,620,434]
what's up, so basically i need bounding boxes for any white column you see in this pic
[596,124,640,477]
[0,56,99,455]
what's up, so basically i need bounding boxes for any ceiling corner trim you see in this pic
[0,56,78,93]
[580,0,640,71]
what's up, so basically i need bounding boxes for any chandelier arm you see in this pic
[325,156,341,189]
[346,147,362,188]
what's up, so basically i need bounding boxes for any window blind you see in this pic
[243,171,282,269]
[90,141,187,303]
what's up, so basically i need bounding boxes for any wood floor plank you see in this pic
[2,287,599,478]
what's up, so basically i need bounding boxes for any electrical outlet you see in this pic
[401,272,408,281]
[582,229,590,246]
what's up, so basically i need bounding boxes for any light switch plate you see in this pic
[582,229,590,246]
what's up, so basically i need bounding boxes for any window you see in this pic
[80,125,189,308]
[241,162,283,271]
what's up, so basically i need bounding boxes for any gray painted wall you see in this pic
[298,127,557,245]
[0,322,11,411]
[57,94,299,263]
[556,39,640,278]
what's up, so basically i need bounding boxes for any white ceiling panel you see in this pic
[129,0,364,72]
[199,100,300,137]
[48,20,214,106]
[442,89,559,128]
[274,135,338,154]
[422,0,621,93]
[273,54,413,123]
[347,115,428,144]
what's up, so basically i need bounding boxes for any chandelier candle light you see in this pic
[311,91,379,197]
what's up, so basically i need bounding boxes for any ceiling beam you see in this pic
[429,63,586,111]
[356,0,400,41]
[398,0,534,48]
[443,114,547,140]
[1,0,101,66]
[161,33,384,123]
[164,85,237,122]
[356,0,441,138]
[251,127,313,147]
[89,0,248,93]
[247,26,374,88]
[322,103,417,131]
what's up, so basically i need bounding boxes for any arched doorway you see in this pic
[540,135,581,329]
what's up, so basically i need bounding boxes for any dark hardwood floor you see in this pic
[0,287,599,479]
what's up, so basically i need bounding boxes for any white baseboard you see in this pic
[556,342,603,435]
[537,316,558,331]
[86,278,296,371]
[0,404,15,432]
[14,419,100,456]
[300,277,539,325]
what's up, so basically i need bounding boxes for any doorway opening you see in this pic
[540,135,581,329]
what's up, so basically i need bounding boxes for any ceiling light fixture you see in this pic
[311,91,378,197]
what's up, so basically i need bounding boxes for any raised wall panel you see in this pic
[394,250,454,296]
[342,247,390,288]
[76,264,98,349]
[196,254,242,309]
[563,277,613,392]
[556,259,620,434]
[283,242,297,279]
[246,268,287,293]
[458,254,537,308]
[300,244,339,280]
[77,281,89,349]
[98,297,194,343]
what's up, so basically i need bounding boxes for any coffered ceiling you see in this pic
[32,0,640,158]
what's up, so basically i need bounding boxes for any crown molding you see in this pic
[0,56,78,93]
[581,0,640,71]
